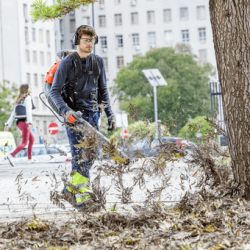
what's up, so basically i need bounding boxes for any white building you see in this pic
[55,0,217,116]
[0,0,63,144]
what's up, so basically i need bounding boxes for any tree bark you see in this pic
[209,0,250,199]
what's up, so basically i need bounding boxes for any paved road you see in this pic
[0,158,199,221]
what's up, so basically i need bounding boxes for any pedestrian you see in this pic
[4,84,36,167]
[50,25,116,211]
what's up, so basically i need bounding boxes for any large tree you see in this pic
[113,46,214,135]
[209,1,250,198]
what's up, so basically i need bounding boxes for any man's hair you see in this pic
[77,25,96,43]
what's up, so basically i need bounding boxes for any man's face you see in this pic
[78,34,95,53]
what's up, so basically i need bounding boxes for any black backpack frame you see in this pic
[61,52,100,109]
[41,52,100,122]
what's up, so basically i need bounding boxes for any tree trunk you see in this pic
[209,0,250,199]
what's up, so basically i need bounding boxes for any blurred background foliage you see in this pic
[112,44,215,136]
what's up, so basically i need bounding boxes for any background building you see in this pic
[0,0,63,144]
[55,0,217,116]
[0,0,217,144]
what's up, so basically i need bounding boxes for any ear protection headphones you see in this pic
[72,25,99,45]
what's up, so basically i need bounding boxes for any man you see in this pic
[50,25,116,210]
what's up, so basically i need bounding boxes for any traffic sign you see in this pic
[116,113,128,128]
[49,122,59,135]
[120,130,130,139]
[195,132,202,138]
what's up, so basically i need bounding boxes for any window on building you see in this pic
[27,73,30,84]
[199,49,207,61]
[60,40,64,50]
[34,97,39,111]
[99,15,106,27]
[181,30,189,42]
[25,27,29,41]
[115,14,122,26]
[34,74,38,86]
[132,33,139,46]
[60,19,63,32]
[33,51,37,64]
[23,4,28,19]
[40,52,44,66]
[148,32,156,45]
[197,6,205,19]
[115,0,121,4]
[83,16,90,25]
[180,7,188,20]
[46,30,50,44]
[116,35,123,48]
[70,10,75,16]
[36,120,40,130]
[131,12,138,24]
[43,121,47,135]
[99,0,104,4]
[103,57,108,72]
[47,52,51,66]
[32,28,36,42]
[41,74,45,85]
[147,11,155,24]
[100,36,107,48]
[198,28,206,42]
[70,19,76,33]
[39,29,43,43]
[25,50,30,63]
[164,30,173,45]
[164,9,171,22]
[117,56,124,69]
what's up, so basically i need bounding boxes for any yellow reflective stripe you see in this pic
[75,193,90,204]
[70,172,89,186]
[75,183,89,189]
[66,171,90,194]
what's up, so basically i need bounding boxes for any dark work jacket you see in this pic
[50,53,113,117]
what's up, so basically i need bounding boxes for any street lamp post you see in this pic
[142,69,167,138]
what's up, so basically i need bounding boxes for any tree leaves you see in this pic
[30,0,96,22]
[113,47,214,135]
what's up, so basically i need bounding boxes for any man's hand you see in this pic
[28,124,32,130]
[4,126,8,131]
[107,115,116,132]
[64,110,83,124]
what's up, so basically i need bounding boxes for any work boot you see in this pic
[7,155,15,167]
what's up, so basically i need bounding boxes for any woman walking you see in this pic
[4,84,35,167]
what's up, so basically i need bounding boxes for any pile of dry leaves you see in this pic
[1,116,249,249]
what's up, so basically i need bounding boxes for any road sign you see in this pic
[142,68,167,138]
[48,122,59,135]
[116,113,128,128]
[142,69,167,87]
[195,132,202,138]
[120,130,130,139]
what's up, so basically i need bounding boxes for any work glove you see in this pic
[107,115,116,132]
[64,110,83,124]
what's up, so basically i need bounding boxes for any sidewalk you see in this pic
[0,158,198,221]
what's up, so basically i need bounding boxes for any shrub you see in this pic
[110,121,171,142]
[178,116,211,139]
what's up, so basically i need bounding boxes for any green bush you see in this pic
[110,121,171,142]
[178,116,211,139]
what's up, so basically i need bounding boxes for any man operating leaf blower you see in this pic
[49,25,116,211]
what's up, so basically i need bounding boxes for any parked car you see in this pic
[126,137,195,157]
[0,144,71,165]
